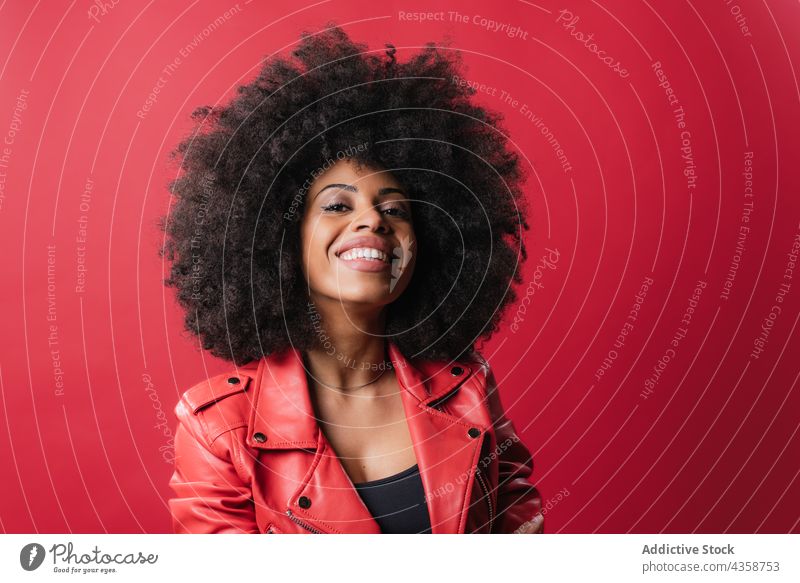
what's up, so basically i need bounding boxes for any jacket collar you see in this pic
[245,341,476,450]
[243,341,491,534]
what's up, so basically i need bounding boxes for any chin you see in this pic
[335,287,399,306]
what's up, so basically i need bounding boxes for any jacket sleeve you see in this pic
[168,399,259,534]
[484,365,544,533]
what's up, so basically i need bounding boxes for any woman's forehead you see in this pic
[310,159,404,193]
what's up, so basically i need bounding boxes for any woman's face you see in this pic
[300,159,416,308]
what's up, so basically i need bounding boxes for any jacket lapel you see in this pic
[389,344,490,534]
[245,348,380,533]
[244,343,488,534]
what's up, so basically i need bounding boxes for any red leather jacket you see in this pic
[168,342,543,533]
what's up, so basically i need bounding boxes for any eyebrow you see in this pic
[312,183,407,200]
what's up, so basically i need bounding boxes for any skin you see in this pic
[299,158,542,533]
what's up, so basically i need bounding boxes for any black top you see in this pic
[353,464,432,534]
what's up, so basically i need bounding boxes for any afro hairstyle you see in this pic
[161,24,531,365]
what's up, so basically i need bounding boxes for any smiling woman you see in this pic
[160,23,543,534]
[301,161,416,306]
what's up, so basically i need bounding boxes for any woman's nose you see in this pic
[352,205,389,233]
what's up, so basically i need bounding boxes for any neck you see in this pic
[304,296,391,395]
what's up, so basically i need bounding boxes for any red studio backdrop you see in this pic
[1,0,798,534]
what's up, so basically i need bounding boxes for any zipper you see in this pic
[474,467,494,533]
[286,509,324,534]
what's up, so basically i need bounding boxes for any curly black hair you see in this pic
[161,24,530,365]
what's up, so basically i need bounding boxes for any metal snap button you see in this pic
[227,377,240,385]
[253,432,267,443]
[467,427,481,438]
[451,366,463,376]
[298,496,312,509]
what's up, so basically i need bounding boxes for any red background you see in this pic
[1,0,799,533]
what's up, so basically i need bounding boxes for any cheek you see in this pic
[299,220,333,277]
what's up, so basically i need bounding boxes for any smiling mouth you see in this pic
[338,247,392,263]
[335,246,401,274]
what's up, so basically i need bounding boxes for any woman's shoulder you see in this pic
[173,361,260,443]
[463,349,489,370]
[178,363,258,411]
[407,348,493,403]
[411,347,491,373]
[451,348,491,380]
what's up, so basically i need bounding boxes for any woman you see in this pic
[162,24,544,534]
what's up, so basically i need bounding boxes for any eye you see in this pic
[381,206,410,219]
[321,202,349,213]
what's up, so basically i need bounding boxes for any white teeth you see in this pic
[339,247,389,262]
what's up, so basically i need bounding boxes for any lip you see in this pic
[337,255,393,272]
[334,235,397,273]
